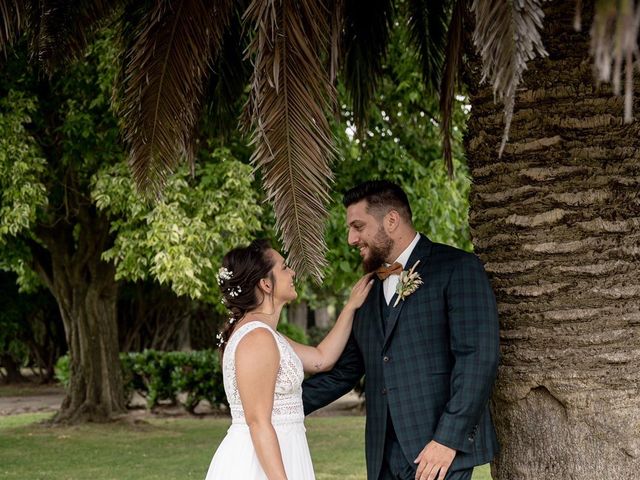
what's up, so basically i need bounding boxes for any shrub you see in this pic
[277,322,308,345]
[54,349,226,412]
[54,354,70,388]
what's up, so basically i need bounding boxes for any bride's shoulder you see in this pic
[233,322,279,352]
[234,325,281,371]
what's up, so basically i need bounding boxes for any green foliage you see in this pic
[0,33,263,308]
[0,92,48,244]
[297,19,472,306]
[306,325,331,347]
[54,355,70,387]
[57,351,226,412]
[276,322,309,345]
[92,148,262,304]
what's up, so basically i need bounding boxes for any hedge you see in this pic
[55,322,309,412]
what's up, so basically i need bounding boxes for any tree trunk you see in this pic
[0,355,27,384]
[466,1,640,478]
[314,305,331,329]
[32,210,125,423]
[289,301,309,332]
[54,270,124,423]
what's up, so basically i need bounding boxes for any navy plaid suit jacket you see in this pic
[302,236,500,478]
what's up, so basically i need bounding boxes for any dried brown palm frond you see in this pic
[471,0,547,156]
[590,0,640,123]
[121,0,234,196]
[574,0,583,31]
[342,0,395,131]
[1,0,27,58]
[439,0,463,177]
[407,0,451,96]
[34,0,122,72]
[328,0,344,85]
[244,0,336,282]
[203,3,251,139]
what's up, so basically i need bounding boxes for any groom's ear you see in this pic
[384,209,401,232]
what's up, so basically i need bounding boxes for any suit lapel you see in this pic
[382,235,433,350]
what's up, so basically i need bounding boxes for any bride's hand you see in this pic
[345,273,375,310]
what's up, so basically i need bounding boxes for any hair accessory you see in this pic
[216,332,225,347]
[227,286,242,298]
[217,267,233,285]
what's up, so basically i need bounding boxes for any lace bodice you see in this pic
[223,321,305,425]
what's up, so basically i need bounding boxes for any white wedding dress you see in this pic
[205,321,316,479]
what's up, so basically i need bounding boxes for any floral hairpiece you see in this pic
[227,286,242,298]
[217,267,233,285]
[216,316,239,348]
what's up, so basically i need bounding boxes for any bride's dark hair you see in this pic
[217,239,275,355]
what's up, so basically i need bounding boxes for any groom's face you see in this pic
[346,200,394,273]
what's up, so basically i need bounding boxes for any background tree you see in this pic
[0,36,262,422]
[0,271,65,384]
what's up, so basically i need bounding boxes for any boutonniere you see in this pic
[393,260,423,307]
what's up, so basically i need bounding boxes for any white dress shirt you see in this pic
[383,232,421,304]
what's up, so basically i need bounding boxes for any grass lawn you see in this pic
[0,413,491,479]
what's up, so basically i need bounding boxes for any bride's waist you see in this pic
[230,399,304,426]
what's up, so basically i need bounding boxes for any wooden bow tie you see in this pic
[375,262,403,280]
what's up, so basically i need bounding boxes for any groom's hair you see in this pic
[343,180,412,223]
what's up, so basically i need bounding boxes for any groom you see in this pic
[302,180,500,480]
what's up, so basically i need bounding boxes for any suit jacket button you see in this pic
[383,356,390,363]
[381,388,387,395]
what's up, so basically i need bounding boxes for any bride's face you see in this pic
[266,249,297,303]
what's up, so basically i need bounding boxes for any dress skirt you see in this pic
[205,421,316,480]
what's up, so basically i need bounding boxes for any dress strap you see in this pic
[227,321,282,356]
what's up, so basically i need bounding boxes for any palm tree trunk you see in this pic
[466,1,640,478]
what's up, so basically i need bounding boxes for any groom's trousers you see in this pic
[378,413,473,480]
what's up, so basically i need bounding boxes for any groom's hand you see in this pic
[413,440,456,480]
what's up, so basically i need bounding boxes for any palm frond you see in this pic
[439,0,463,177]
[574,0,583,31]
[471,0,547,156]
[121,0,234,195]
[342,0,395,131]
[328,0,344,84]
[35,0,121,72]
[1,0,26,58]
[203,3,251,139]
[244,0,336,282]
[407,0,451,95]
[591,0,640,123]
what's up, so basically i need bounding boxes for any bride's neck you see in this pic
[243,299,283,330]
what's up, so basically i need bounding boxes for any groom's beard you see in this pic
[362,227,394,273]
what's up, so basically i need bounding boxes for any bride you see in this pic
[205,239,373,480]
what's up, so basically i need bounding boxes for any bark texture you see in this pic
[32,208,125,423]
[466,1,640,478]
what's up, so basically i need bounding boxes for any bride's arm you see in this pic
[287,274,373,373]
[236,329,287,480]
